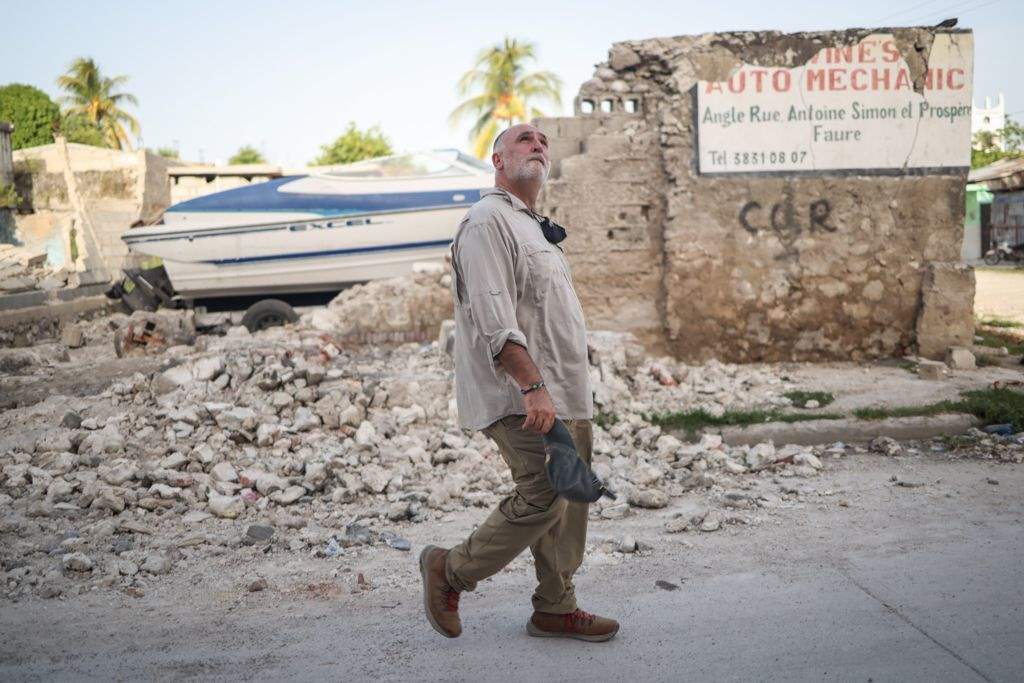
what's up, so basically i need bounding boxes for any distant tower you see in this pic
[972,93,1006,150]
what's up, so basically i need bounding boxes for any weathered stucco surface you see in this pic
[9,144,177,272]
[538,27,973,362]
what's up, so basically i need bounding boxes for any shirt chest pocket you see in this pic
[524,242,570,304]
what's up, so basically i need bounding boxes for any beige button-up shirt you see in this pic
[451,187,593,431]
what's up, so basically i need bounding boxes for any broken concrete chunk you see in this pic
[918,359,948,381]
[207,491,244,519]
[945,346,976,371]
[628,488,669,509]
[59,323,85,349]
[61,552,94,572]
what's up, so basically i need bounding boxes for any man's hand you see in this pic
[521,387,556,434]
[496,341,557,434]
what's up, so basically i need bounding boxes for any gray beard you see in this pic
[511,161,549,183]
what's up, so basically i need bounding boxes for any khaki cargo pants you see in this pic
[445,416,592,614]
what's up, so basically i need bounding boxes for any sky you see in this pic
[2,0,1020,168]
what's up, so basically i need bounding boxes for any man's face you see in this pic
[493,125,550,184]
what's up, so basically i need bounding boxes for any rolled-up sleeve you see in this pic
[454,222,528,360]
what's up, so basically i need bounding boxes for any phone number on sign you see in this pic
[729,150,808,166]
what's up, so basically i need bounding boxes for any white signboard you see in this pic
[697,32,973,173]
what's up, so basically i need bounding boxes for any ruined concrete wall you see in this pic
[9,144,177,272]
[539,28,973,362]
[536,116,669,352]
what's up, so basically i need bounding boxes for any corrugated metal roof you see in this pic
[967,156,1024,191]
[168,164,283,178]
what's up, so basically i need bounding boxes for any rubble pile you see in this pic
[0,244,68,294]
[2,307,1021,601]
[304,267,454,342]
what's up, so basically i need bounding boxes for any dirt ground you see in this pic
[975,267,1024,324]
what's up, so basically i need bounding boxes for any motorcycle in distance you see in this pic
[984,241,1024,266]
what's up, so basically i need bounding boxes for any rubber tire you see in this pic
[241,298,298,332]
[984,251,1001,266]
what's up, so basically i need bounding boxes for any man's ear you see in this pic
[491,151,502,170]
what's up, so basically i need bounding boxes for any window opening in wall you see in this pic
[580,99,595,114]
[600,99,615,113]
[624,98,639,114]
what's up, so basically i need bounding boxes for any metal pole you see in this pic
[0,122,13,186]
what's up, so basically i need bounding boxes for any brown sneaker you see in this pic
[527,609,619,642]
[419,545,462,638]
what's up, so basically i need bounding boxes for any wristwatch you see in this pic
[520,381,546,395]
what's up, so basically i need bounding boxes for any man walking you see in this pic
[419,123,619,642]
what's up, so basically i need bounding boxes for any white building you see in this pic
[972,93,1006,149]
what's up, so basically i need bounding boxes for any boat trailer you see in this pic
[106,265,300,332]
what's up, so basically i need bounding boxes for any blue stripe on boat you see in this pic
[166,176,483,215]
[206,238,452,265]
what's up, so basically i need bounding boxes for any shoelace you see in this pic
[443,587,460,612]
[564,609,595,631]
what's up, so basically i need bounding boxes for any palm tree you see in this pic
[56,57,140,150]
[449,38,563,159]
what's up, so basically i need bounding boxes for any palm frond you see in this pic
[56,57,140,148]
[472,118,499,159]
[448,95,493,128]
[450,37,561,154]
[470,108,496,138]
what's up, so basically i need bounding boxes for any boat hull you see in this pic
[123,205,465,298]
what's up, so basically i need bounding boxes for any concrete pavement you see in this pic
[1,456,1021,682]
[2,523,1020,681]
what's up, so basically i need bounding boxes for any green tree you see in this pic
[56,57,140,150]
[0,84,59,150]
[449,37,563,159]
[58,111,106,147]
[972,118,1024,169]
[0,182,20,208]
[151,146,179,159]
[228,145,265,164]
[311,123,392,166]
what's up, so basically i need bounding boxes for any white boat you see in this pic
[122,150,493,298]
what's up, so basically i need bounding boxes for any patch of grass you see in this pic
[976,354,1000,367]
[852,388,1024,431]
[939,434,976,450]
[975,329,1024,355]
[594,412,619,429]
[853,402,958,420]
[648,408,844,434]
[979,316,1023,329]
[960,388,1024,431]
[897,360,919,374]
[783,390,835,408]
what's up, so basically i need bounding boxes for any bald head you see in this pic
[493,123,546,154]
[493,128,510,154]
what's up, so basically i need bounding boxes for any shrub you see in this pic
[0,83,59,150]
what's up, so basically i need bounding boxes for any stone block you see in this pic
[544,180,656,208]
[609,44,642,71]
[583,134,633,158]
[548,137,581,167]
[972,344,1008,358]
[917,359,947,380]
[554,116,602,141]
[915,263,975,360]
[946,346,976,370]
[558,156,655,183]
[59,322,85,348]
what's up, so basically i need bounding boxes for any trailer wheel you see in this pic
[241,299,299,332]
